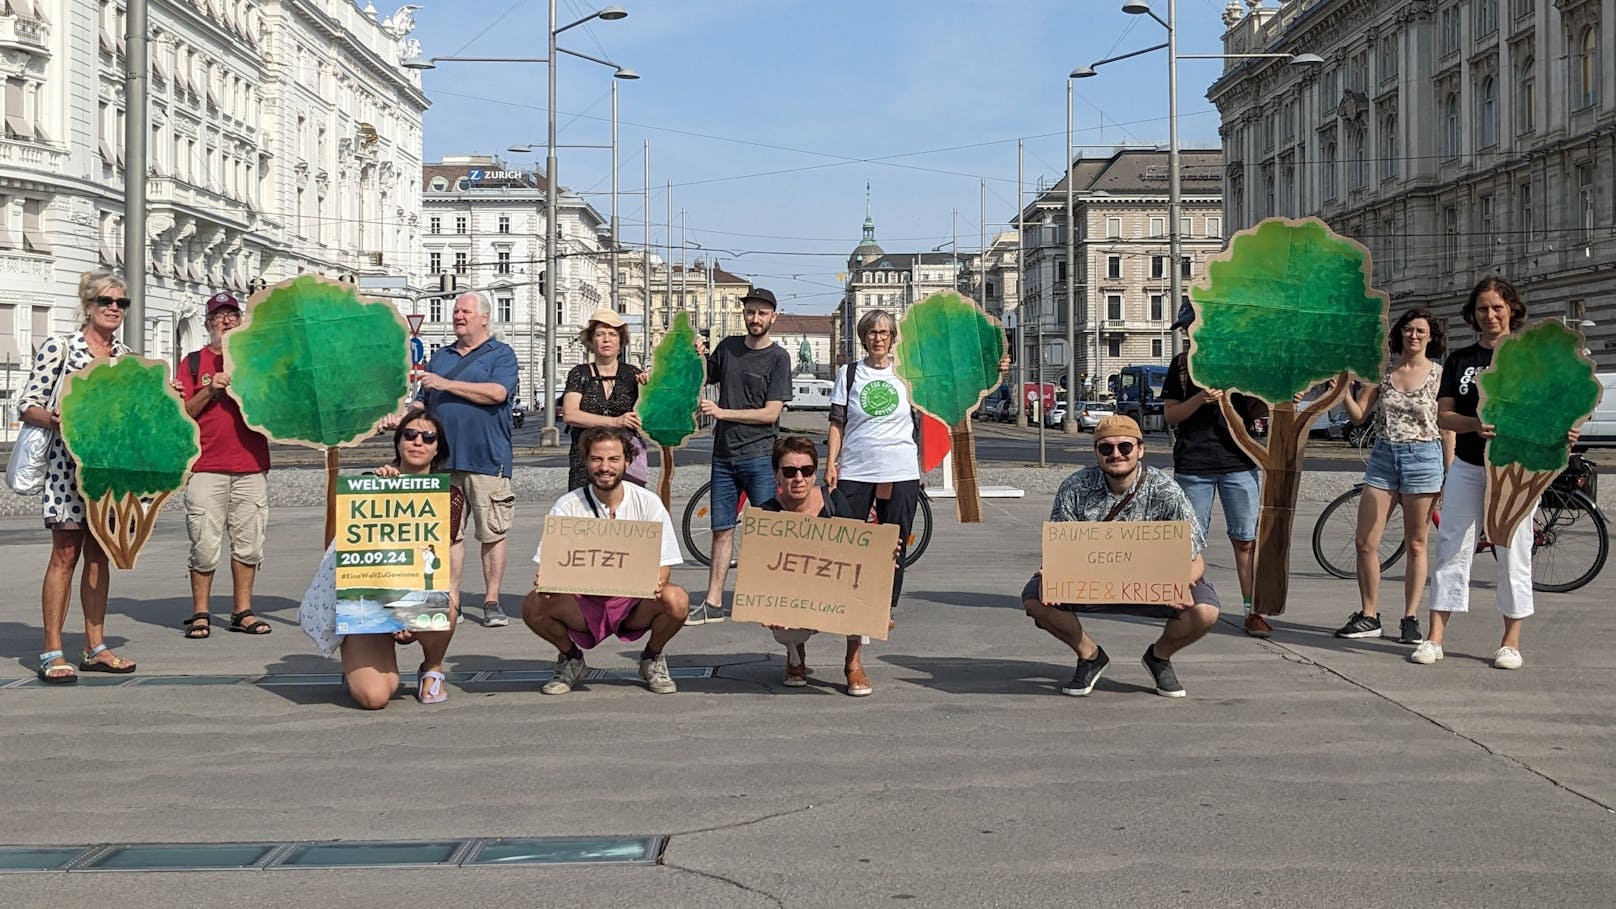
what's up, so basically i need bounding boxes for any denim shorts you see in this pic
[1363,439,1444,495]
[709,455,777,531]
[1173,469,1260,542]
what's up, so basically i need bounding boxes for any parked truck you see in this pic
[1112,364,1170,428]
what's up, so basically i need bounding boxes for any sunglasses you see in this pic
[400,428,439,443]
[93,296,133,310]
[1096,441,1136,457]
[778,465,816,479]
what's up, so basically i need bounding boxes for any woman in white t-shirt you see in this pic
[827,309,920,611]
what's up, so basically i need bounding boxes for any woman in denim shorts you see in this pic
[1334,309,1450,645]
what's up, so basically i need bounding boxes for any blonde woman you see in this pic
[16,270,136,683]
[560,308,646,490]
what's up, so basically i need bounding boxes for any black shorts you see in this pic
[1020,573,1220,620]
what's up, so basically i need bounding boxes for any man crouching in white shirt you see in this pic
[523,426,690,694]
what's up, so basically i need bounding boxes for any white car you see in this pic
[1075,401,1114,431]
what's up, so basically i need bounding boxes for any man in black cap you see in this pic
[688,287,793,625]
[1161,300,1270,637]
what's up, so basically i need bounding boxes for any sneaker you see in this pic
[1243,613,1272,638]
[483,602,509,627]
[1408,641,1444,664]
[639,653,677,693]
[541,653,588,694]
[1140,645,1187,698]
[1060,645,1110,696]
[1397,616,1423,645]
[706,601,728,623]
[1492,646,1523,670]
[684,602,711,626]
[1333,611,1382,639]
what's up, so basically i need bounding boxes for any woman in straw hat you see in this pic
[561,308,648,489]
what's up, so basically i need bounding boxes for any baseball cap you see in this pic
[1093,414,1143,442]
[206,292,242,315]
[738,287,778,309]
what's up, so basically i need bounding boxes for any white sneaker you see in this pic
[1409,641,1444,664]
[542,654,589,694]
[1492,646,1523,670]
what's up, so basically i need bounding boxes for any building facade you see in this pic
[1211,0,1616,361]
[646,259,751,348]
[1017,148,1224,396]
[771,313,834,379]
[834,212,969,366]
[0,0,426,432]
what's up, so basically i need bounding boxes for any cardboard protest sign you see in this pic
[1480,320,1601,542]
[333,473,454,635]
[535,515,664,598]
[894,292,1005,523]
[1040,520,1192,605]
[731,507,899,640]
[637,311,707,508]
[1187,217,1388,615]
[59,357,201,569]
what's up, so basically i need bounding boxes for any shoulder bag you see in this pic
[6,339,68,496]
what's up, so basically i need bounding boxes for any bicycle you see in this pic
[1312,456,1608,593]
[680,482,934,569]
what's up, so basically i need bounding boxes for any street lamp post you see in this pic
[1063,77,1077,434]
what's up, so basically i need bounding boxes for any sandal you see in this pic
[416,665,447,705]
[845,664,873,697]
[37,650,77,685]
[78,644,135,674]
[183,613,212,640]
[228,610,273,635]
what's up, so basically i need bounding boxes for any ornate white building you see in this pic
[1210,0,1616,362]
[0,0,427,427]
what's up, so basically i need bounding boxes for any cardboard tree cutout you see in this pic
[894,291,1005,522]
[1479,320,1601,543]
[1188,217,1388,615]
[60,357,201,569]
[636,311,706,508]
[225,274,411,544]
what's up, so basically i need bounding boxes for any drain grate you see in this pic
[0,836,666,874]
[0,666,716,690]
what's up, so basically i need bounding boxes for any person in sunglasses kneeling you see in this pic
[1021,415,1220,698]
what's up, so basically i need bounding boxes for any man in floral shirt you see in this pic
[1021,415,1221,698]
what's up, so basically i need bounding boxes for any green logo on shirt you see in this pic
[860,379,900,417]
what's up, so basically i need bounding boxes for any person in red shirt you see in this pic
[176,292,273,638]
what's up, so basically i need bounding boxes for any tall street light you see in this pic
[1062,76,1076,434]
[1075,0,1320,375]
[408,3,635,447]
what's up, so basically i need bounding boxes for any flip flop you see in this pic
[78,644,135,674]
[416,666,447,705]
[37,650,77,685]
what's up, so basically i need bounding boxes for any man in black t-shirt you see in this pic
[1162,304,1270,637]
[687,288,794,626]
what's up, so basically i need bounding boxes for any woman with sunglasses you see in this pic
[299,412,465,707]
[16,271,136,683]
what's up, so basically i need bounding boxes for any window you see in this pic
[1517,57,1535,134]
[1151,338,1163,359]
[1323,140,1338,199]
[1349,126,1367,188]
[1382,113,1399,178]
[1513,0,1533,19]
[1106,294,1123,321]
[453,252,467,274]
[497,215,510,234]
[1150,293,1165,321]
[429,297,442,322]
[1148,216,1165,238]
[1578,164,1596,241]
[21,200,51,253]
[1442,91,1460,157]
[1478,76,1498,146]
[1180,257,1193,278]
[428,251,442,273]
[1107,338,1123,358]
[496,250,511,275]
[1479,193,1495,256]
[555,300,564,326]
[1150,256,1166,279]
[1442,205,1458,268]
[1519,181,1535,245]
[1106,255,1122,279]
[1379,34,1399,84]
[1105,217,1121,238]
[455,215,467,234]
[1206,216,1222,238]
[496,296,512,323]
[1440,7,1460,56]
[1475,0,1497,37]
[1576,27,1598,109]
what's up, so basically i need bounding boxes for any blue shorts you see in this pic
[1174,469,1260,542]
[709,456,777,531]
[1363,438,1444,495]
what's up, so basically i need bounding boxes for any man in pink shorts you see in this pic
[523,426,690,694]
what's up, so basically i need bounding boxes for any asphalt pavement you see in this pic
[1,486,1612,906]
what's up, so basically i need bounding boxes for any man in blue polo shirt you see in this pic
[408,291,520,627]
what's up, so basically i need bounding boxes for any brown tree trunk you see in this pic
[1485,462,1556,544]
[950,418,982,523]
[85,489,172,570]
[657,445,675,511]
[324,446,339,548]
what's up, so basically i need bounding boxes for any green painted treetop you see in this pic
[637,311,706,448]
[60,357,200,501]
[894,292,1004,425]
[1188,217,1387,403]
[1480,321,1601,472]
[226,274,410,448]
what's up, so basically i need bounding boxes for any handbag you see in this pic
[624,434,651,485]
[6,340,67,496]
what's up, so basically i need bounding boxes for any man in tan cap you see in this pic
[1020,414,1220,698]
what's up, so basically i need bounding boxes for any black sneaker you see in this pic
[1141,645,1186,698]
[1060,646,1109,696]
[1333,611,1381,639]
[1397,616,1424,645]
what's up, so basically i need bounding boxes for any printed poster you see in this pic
[334,473,453,635]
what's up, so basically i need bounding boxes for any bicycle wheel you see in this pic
[901,490,933,568]
[1530,488,1608,593]
[680,482,715,567]
[1312,485,1407,579]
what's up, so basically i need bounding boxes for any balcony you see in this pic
[0,12,50,53]
[146,177,253,224]
[0,136,65,172]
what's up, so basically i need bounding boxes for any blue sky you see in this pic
[413,0,1237,314]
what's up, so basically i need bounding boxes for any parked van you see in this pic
[1575,372,1616,448]
[787,375,833,411]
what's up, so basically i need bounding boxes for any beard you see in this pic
[591,469,624,494]
[746,321,769,336]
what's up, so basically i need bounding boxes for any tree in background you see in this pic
[637,311,706,508]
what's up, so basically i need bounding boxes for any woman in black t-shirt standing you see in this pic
[561,309,646,490]
[1417,277,1577,670]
